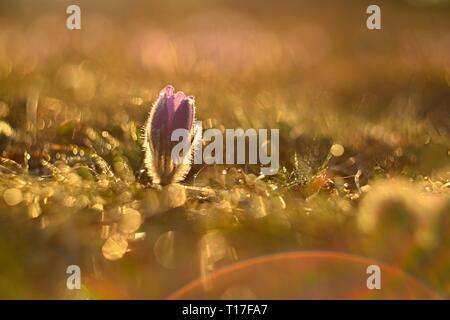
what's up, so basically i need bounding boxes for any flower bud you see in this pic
[143,85,196,185]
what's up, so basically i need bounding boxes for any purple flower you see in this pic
[150,85,194,146]
[143,85,196,185]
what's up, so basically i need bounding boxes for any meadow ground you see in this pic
[0,0,449,299]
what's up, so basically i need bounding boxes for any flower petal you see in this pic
[174,91,187,111]
[151,95,169,132]
[172,98,195,132]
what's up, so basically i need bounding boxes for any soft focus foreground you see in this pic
[0,0,449,299]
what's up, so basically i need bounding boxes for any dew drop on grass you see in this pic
[102,234,128,260]
[3,188,23,206]
[118,208,142,234]
[330,144,345,157]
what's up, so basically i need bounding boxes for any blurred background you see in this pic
[0,0,449,299]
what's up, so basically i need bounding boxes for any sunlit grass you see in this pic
[0,0,449,299]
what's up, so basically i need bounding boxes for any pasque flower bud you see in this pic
[143,85,196,185]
